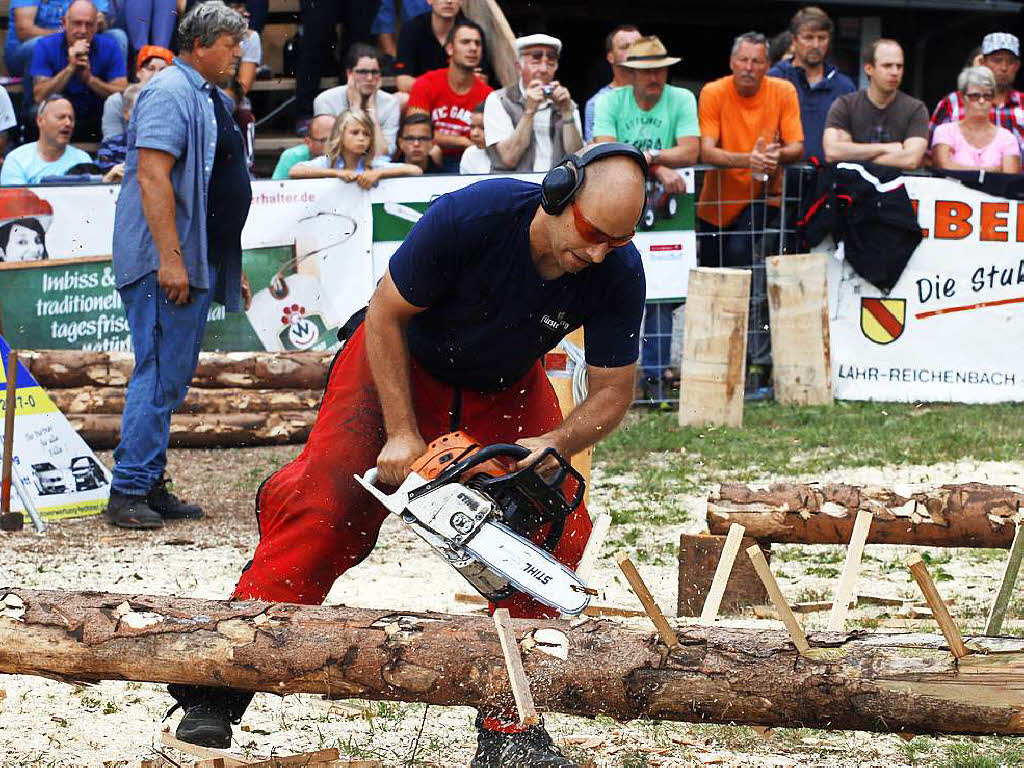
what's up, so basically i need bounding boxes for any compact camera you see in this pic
[541,85,554,97]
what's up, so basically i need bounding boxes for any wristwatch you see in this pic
[646,148,661,164]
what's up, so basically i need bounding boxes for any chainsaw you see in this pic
[354,431,594,615]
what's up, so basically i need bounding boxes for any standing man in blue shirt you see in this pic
[29,0,127,140]
[164,145,647,768]
[768,5,854,162]
[106,1,252,530]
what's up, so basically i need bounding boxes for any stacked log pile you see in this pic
[24,350,334,449]
[707,482,1024,548]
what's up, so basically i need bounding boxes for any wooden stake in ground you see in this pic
[1,349,23,532]
[826,510,873,632]
[986,521,1024,637]
[492,608,539,726]
[699,523,746,625]
[615,552,678,648]
[746,544,809,654]
[906,553,969,658]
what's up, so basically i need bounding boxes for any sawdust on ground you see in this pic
[2,447,1022,767]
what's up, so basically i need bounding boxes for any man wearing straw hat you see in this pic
[593,35,699,194]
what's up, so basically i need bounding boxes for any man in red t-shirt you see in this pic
[408,18,492,171]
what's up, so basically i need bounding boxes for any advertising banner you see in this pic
[829,175,1024,402]
[0,174,696,353]
[0,334,110,520]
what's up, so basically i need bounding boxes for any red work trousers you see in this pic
[234,324,592,619]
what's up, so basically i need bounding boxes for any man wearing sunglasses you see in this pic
[209,148,646,767]
[485,33,584,172]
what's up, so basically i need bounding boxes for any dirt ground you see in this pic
[2,446,1023,767]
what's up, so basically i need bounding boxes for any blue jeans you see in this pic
[640,301,680,381]
[121,0,177,50]
[112,265,216,495]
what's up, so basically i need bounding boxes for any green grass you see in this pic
[599,401,1024,482]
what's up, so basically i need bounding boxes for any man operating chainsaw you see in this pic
[167,143,648,768]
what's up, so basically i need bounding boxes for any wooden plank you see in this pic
[463,0,518,88]
[906,553,969,658]
[699,523,746,625]
[575,512,611,584]
[826,510,873,631]
[765,253,833,405]
[986,522,1024,636]
[158,729,246,767]
[678,268,750,429]
[492,608,539,726]
[1,349,20,528]
[454,592,645,619]
[745,544,809,654]
[243,748,340,767]
[615,553,678,648]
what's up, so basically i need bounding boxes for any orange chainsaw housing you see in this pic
[409,431,513,482]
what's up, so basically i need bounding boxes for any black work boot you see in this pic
[106,490,164,530]
[167,684,254,749]
[470,714,578,768]
[147,476,204,520]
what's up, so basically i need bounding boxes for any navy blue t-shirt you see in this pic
[389,178,646,391]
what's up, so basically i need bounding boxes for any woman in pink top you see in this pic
[932,66,1021,172]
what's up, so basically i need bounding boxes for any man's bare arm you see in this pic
[138,148,190,305]
[13,7,52,41]
[87,74,126,98]
[873,136,927,170]
[699,135,752,168]
[517,363,635,468]
[364,270,428,484]
[658,136,700,167]
[823,127,899,163]
[492,110,536,168]
[33,67,74,102]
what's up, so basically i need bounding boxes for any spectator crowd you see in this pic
[0,2,1019,187]
[1,1,1022,392]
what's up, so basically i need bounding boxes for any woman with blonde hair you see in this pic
[932,66,1021,172]
[290,110,422,188]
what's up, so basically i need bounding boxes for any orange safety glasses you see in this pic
[571,200,635,248]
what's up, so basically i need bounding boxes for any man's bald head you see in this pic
[65,0,98,42]
[575,152,647,236]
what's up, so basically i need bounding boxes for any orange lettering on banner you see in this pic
[980,202,1010,242]
[933,200,973,239]
[909,199,930,237]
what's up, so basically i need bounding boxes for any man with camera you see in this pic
[484,33,583,172]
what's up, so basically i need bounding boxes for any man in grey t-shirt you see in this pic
[823,38,928,169]
[313,42,399,156]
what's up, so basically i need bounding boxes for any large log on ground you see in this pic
[50,387,322,415]
[708,482,1024,548]
[23,350,334,389]
[68,411,316,448]
[3,588,1024,735]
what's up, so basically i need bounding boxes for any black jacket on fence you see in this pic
[797,160,923,293]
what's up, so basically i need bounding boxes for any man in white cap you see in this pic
[930,32,1024,148]
[484,33,583,171]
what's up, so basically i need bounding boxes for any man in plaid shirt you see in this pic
[930,32,1024,148]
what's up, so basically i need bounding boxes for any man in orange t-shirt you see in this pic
[697,31,803,383]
